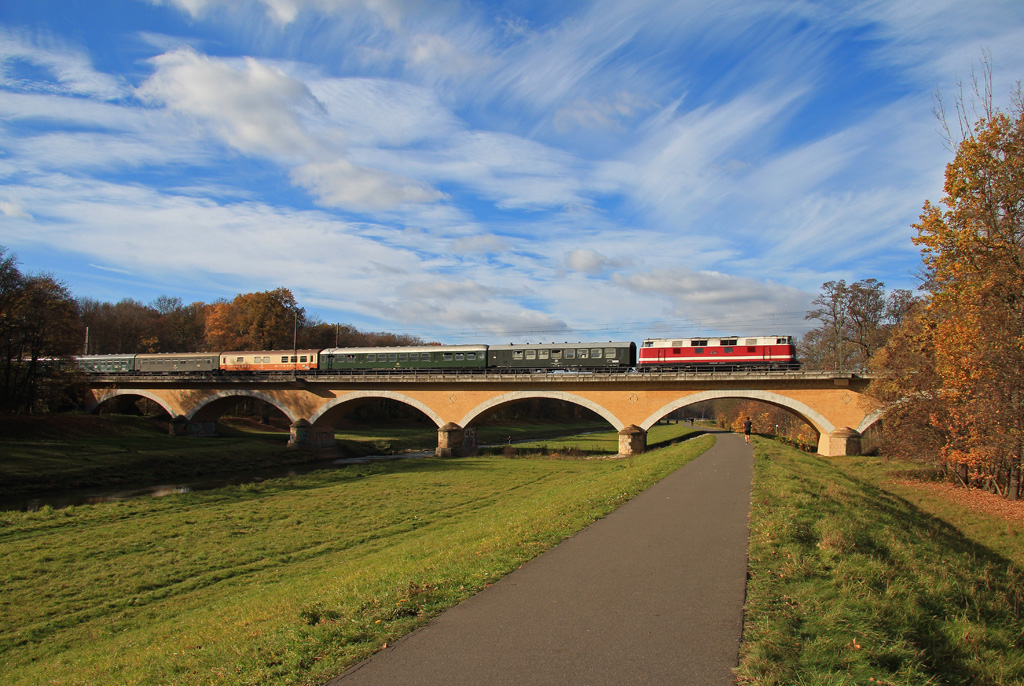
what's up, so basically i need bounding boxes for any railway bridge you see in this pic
[82,370,881,457]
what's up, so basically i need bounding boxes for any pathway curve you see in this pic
[327,432,753,685]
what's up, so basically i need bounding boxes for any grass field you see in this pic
[737,439,1024,685]
[0,416,614,497]
[0,429,715,686]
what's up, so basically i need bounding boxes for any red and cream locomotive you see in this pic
[638,335,797,370]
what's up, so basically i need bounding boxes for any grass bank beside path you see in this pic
[496,421,701,456]
[737,439,1024,685]
[0,434,715,686]
[0,416,612,497]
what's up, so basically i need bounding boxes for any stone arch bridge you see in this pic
[83,370,880,457]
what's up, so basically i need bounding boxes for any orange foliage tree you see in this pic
[204,287,304,351]
[876,78,1024,499]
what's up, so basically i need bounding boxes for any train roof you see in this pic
[488,342,634,351]
[320,345,487,355]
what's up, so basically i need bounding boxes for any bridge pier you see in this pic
[820,427,862,457]
[618,425,647,456]
[288,419,337,450]
[436,423,463,457]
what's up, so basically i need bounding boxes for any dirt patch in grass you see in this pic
[893,479,1024,522]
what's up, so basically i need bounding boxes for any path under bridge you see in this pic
[82,370,880,457]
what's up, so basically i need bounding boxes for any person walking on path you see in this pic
[743,416,752,444]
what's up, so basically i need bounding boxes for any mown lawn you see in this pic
[0,435,715,686]
[737,439,1024,685]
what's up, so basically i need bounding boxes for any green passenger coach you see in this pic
[487,342,636,370]
[319,345,488,372]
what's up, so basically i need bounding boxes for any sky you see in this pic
[2,0,1023,345]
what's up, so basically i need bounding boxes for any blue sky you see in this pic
[2,0,1023,344]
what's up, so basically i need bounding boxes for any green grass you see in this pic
[0,435,715,686]
[486,422,700,456]
[737,439,1024,685]
[0,416,613,497]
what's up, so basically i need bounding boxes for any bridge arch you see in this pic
[85,388,177,418]
[309,390,446,428]
[187,390,298,424]
[458,391,624,431]
[639,389,835,436]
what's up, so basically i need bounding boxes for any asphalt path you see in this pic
[327,432,753,685]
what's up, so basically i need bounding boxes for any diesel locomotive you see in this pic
[75,335,797,375]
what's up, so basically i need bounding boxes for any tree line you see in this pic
[0,251,422,414]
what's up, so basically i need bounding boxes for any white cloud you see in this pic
[0,199,31,219]
[137,48,326,159]
[291,159,443,210]
[0,27,127,100]
[136,48,445,211]
[151,0,408,28]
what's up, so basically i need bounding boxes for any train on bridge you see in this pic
[75,334,798,375]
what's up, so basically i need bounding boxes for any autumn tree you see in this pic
[875,70,1024,499]
[802,279,915,371]
[0,248,82,413]
[204,287,305,351]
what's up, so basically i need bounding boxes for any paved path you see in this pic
[327,433,753,685]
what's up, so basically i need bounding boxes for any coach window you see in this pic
[300,356,307,363]
[591,349,602,358]
[388,354,398,362]
[605,348,615,358]
[455,353,465,361]
[399,353,408,361]
[565,349,575,359]
[551,349,562,359]
[290,356,298,363]
[513,350,524,360]
[239,357,247,364]
[577,349,588,359]
[467,353,476,360]
[526,350,536,360]
[443,353,453,361]
[538,350,550,359]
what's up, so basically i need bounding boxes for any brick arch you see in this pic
[308,390,446,428]
[639,389,834,436]
[85,388,177,418]
[187,390,298,424]
[458,391,624,431]
[857,407,885,434]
